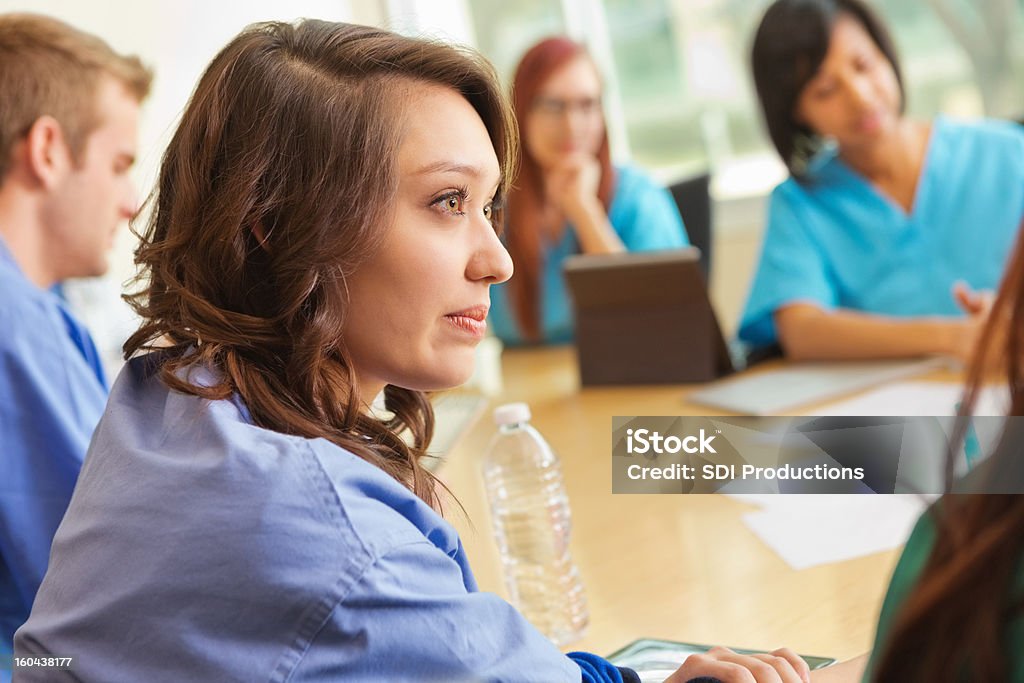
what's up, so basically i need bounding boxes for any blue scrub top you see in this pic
[0,236,107,656]
[739,116,1024,348]
[489,164,689,345]
[14,356,628,682]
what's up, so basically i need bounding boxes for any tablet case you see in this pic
[563,248,733,385]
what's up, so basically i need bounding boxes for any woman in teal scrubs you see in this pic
[739,0,1024,361]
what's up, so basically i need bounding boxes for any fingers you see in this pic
[551,152,591,173]
[668,647,808,683]
[977,291,995,314]
[669,651,756,683]
[952,281,994,316]
[709,646,804,683]
[952,280,978,313]
[545,156,601,215]
[769,648,811,683]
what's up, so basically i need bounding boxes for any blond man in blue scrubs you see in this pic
[0,13,150,658]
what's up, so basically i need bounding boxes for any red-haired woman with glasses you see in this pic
[488,37,690,345]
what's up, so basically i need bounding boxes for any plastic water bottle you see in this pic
[481,402,588,646]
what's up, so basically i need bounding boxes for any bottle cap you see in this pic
[493,402,531,426]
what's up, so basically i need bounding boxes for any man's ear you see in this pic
[24,116,72,189]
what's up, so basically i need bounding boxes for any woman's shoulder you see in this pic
[873,507,938,626]
[98,356,452,557]
[612,163,664,198]
[100,355,318,473]
[305,435,461,556]
[933,115,1024,156]
[765,174,820,213]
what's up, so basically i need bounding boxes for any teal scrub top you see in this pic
[489,164,689,345]
[739,117,1024,348]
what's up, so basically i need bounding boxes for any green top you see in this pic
[864,508,1024,681]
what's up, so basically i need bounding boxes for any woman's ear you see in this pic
[24,115,72,189]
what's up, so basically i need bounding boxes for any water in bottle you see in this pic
[481,402,588,646]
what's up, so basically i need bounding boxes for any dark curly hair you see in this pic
[124,20,517,511]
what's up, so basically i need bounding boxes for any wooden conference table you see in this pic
[436,345,929,663]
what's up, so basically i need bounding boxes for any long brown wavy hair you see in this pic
[123,20,516,512]
[505,37,613,341]
[873,225,1024,681]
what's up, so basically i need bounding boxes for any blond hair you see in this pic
[0,13,152,179]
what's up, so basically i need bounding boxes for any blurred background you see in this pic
[4,0,1023,374]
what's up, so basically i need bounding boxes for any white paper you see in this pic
[689,358,947,415]
[734,494,931,570]
[808,381,1008,417]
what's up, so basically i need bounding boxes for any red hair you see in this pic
[505,37,614,342]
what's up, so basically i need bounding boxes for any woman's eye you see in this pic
[433,191,466,216]
[812,84,835,99]
[444,195,463,213]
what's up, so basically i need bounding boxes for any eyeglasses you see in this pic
[531,96,602,118]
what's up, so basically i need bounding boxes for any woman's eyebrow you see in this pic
[414,161,488,178]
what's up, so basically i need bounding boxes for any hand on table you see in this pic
[662,646,811,683]
[950,281,1005,372]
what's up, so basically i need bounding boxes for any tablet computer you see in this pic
[607,638,836,682]
[563,247,733,385]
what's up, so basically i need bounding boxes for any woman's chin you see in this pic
[397,362,475,394]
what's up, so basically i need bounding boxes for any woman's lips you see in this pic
[444,305,488,339]
[854,111,883,133]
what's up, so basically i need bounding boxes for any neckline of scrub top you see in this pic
[826,116,942,224]
[193,359,256,425]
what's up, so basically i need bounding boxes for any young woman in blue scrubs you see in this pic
[489,37,689,345]
[739,0,1024,361]
[13,21,809,683]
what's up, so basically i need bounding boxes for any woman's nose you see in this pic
[467,218,513,284]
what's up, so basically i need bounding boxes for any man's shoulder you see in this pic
[0,274,66,353]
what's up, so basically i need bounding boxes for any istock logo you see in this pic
[625,428,718,455]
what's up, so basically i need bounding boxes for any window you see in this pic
[462,0,1024,198]
[468,0,567,79]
